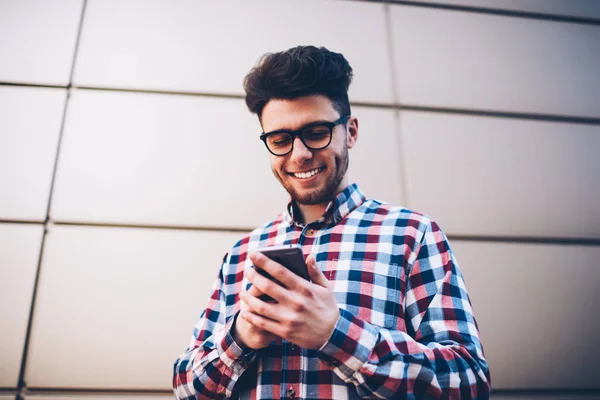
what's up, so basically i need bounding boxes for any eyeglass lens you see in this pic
[266,124,331,155]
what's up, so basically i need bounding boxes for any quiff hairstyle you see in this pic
[243,45,353,120]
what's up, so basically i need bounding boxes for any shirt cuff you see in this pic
[317,308,379,376]
[216,312,256,376]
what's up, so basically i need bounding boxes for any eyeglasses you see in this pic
[259,115,350,156]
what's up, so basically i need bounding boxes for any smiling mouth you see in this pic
[289,167,324,179]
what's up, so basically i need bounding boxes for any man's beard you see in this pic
[277,145,349,206]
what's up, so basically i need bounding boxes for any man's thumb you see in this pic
[306,254,328,287]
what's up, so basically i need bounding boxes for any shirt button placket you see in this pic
[286,387,296,399]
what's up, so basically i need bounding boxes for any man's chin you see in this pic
[294,195,327,206]
[288,185,336,206]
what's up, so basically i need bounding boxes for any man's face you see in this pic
[260,95,358,206]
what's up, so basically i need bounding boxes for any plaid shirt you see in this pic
[173,184,490,399]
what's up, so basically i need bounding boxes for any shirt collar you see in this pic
[284,183,366,227]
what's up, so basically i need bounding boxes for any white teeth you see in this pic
[293,168,321,179]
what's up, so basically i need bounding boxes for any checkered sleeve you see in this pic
[173,258,255,399]
[318,219,491,399]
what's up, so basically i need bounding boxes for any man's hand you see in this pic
[240,252,340,350]
[232,284,279,350]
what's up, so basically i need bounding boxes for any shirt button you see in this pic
[307,228,314,236]
[287,387,296,399]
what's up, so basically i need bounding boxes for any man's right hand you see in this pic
[232,284,279,350]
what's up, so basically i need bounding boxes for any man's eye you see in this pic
[307,130,329,137]
[304,127,330,140]
[268,134,292,146]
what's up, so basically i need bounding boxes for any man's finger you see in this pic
[306,254,329,287]
[247,283,265,297]
[240,308,285,338]
[240,290,281,322]
[245,265,289,303]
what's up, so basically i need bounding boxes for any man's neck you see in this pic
[296,203,328,226]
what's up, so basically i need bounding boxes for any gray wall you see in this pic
[1,0,599,398]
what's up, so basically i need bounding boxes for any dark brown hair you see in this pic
[243,45,353,119]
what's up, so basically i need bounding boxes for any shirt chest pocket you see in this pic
[325,259,403,329]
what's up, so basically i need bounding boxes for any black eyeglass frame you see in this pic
[259,115,350,156]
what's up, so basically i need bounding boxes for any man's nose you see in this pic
[289,137,313,163]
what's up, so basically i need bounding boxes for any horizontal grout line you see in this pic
[0,81,67,90]
[53,220,253,234]
[1,220,599,247]
[25,387,172,396]
[351,101,397,110]
[0,219,44,226]
[45,221,600,247]
[399,105,600,125]
[70,87,600,124]
[74,86,402,111]
[372,0,600,25]
[4,82,598,125]
[74,84,246,100]
[447,234,600,247]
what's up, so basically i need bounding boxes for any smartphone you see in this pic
[252,244,310,301]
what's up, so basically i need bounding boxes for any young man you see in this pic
[173,46,491,399]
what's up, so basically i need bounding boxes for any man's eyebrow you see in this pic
[266,120,333,133]
[303,119,332,125]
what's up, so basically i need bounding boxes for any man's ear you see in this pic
[347,117,358,149]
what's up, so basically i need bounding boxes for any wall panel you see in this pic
[347,108,404,206]
[0,87,66,221]
[0,223,44,387]
[26,225,243,389]
[73,0,392,104]
[390,5,600,117]
[51,89,285,228]
[400,111,600,238]
[0,0,82,85]
[453,241,600,389]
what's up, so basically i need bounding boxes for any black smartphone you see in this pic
[252,244,310,301]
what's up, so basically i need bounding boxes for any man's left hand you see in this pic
[240,252,340,350]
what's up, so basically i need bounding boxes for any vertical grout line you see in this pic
[15,0,88,397]
[41,0,89,223]
[67,0,89,87]
[383,1,410,208]
[15,226,50,399]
